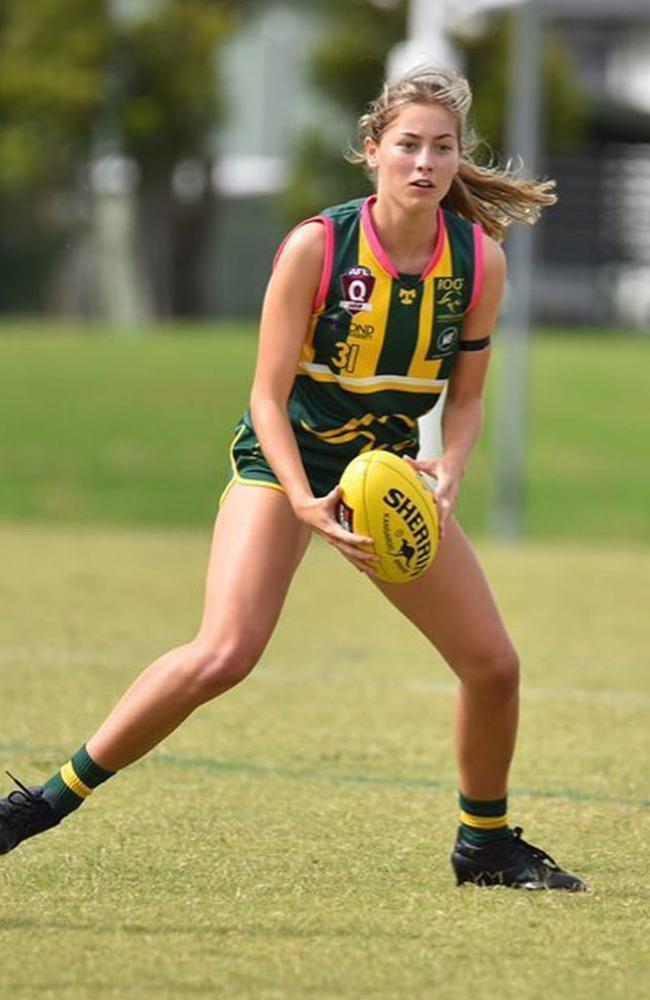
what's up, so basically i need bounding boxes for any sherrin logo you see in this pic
[382,487,433,575]
[339,266,375,315]
[337,450,438,583]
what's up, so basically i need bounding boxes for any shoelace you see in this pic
[511,826,561,871]
[4,771,41,814]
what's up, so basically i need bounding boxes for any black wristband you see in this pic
[459,336,491,351]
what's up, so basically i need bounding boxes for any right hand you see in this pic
[292,485,379,575]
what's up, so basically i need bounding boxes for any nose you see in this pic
[416,148,435,172]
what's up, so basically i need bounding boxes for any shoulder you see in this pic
[483,233,506,268]
[277,220,326,272]
[462,232,506,333]
[270,219,330,311]
[481,234,507,288]
[322,196,366,221]
[276,196,365,267]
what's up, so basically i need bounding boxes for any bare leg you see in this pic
[374,518,519,799]
[87,485,310,771]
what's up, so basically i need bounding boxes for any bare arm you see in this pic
[408,235,507,533]
[249,222,377,572]
[249,223,323,511]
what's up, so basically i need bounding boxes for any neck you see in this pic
[370,192,440,272]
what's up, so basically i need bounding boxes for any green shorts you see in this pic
[220,420,349,504]
[220,413,420,505]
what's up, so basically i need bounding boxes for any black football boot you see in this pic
[451,826,587,891]
[0,773,62,855]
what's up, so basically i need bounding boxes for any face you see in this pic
[365,101,460,209]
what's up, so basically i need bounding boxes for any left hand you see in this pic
[404,456,463,537]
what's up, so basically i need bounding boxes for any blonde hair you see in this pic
[347,66,556,241]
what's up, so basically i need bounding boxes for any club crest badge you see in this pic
[339,266,375,315]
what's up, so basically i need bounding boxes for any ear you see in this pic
[364,135,379,172]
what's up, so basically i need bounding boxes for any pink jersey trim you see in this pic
[273,215,334,312]
[361,196,446,281]
[360,196,400,279]
[466,223,484,313]
[420,206,447,280]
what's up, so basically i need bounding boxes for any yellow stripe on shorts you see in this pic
[459,810,508,830]
[60,761,92,799]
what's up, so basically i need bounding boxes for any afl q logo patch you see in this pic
[437,326,458,352]
[339,266,375,315]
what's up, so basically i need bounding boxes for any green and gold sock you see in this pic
[459,791,511,846]
[42,745,114,817]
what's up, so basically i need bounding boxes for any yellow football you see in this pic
[337,450,438,584]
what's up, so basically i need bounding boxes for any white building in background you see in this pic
[207,3,337,317]
[211,0,650,329]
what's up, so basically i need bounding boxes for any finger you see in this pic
[342,551,378,575]
[329,524,376,549]
[436,495,451,536]
[319,525,378,559]
[334,539,379,567]
[405,455,436,474]
[404,456,428,472]
[325,484,343,504]
[340,546,380,568]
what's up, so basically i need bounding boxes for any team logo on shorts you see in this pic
[339,266,375,315]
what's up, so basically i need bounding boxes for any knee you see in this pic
[460,645,520,699]
[184,636,262,702]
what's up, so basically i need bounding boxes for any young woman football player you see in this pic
[0,67,585,890]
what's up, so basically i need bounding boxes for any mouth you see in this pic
[410,179,435,189]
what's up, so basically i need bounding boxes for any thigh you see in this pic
[197,483,311,648]
[374,517,515,674]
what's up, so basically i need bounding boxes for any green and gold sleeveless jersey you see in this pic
[226,195,483,499]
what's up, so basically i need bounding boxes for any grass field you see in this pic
[0,322,648,997]
[1,321,649,542]
[0,523,648,998]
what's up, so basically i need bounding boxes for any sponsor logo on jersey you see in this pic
[398,288,417,306]
[349,321,375,339]
[436,326,459,352]
[435,276,465,316]
[339,266,375,315]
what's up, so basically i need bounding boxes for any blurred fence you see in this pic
[538,144,650,327]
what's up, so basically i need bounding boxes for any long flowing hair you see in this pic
[346,66,556,240]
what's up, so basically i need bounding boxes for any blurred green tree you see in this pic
[113,1,235,315]
[282,2,585,225]
[0,0,238,316]
[0,0,107,309]
[281,0,406,224]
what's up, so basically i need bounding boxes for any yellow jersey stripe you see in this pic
[350,222,392,379]
[297,363,446,394]
[407,228,453,381]
[60,761,92,799]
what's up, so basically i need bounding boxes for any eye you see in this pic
[398,140,417,151]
